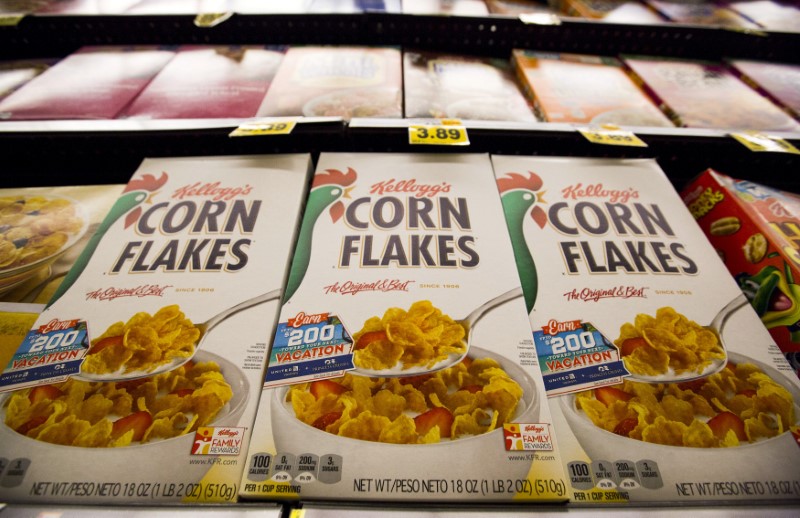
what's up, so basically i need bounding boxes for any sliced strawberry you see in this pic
[414,407,454,438]
[89,335,123,355]
[355,331,386,350]
[29,385,63,404]
[170,388,194,397]
[183,360,196,372]
[112,411,153,442]
[399,374,433,388]
[309,379,347,400]
[725,361,738,372]
[707,411,747,442]
[460,356,473,369]
[312,412,342,431]
[613,417,638,437]
[677,379,707,392]
[460,384,482,394]
[17,415,47,435]
[595,386,633,406]
[620,337,649,357]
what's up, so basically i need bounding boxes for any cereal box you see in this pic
[643,0,757,27]
[121,45,285,120]
[492,155,800,504]
[255,46,402,120]
[622,56,800,132]
[682,169,800,380]
[559,0,664,23]
[403,50,537,122]
[0,60,51,102]
[513,51,674,127]
[0,154,311,504]
[0,184,124,304]
[0,47,175,120]
[725,0,800,31]
[240,153,568,503]
[728,60,800,122]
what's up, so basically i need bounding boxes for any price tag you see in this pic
[194,12,233,28]
[408,124,469,146]
[578,124,648,148]
[229,119,297,137]
[0,14,25,26]
[519,13,562,25]
[730,131,800,154]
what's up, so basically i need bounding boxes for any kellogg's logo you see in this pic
[369,178,451,198]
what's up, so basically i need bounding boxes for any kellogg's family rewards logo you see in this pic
[498,171,699,311]
[192,427,246,455]
[49,174,263,305]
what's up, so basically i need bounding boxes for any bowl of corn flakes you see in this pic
[561,351,800,466]
[0,195,88,294]
[0,350,248,484]
[271,346,541,484]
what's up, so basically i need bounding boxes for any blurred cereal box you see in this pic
[0,154,310,504]
[682,169,800,379]
[404,50,537,122]
[728,60,800,122]
[513,50,674,127]
[240,153,567,503]
[492,155,800,505]
[255,46,402,120]
[622,56,800,131]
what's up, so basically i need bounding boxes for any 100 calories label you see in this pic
[264,311,354,387]
[533,319,629,396]
[0,318,89,392]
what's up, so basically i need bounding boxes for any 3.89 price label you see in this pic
[229,119,297,137]
[409,125,469,146]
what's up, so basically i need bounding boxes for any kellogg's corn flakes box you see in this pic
[240,153,568,503]
[491,155,800,505]
[682,169,800,380]
[0,154,311,504]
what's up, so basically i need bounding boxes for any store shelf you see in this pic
[2,12,799,63]
[1,10,799,192]
[2,116,798,192]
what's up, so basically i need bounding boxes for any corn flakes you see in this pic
[575,361,796,448]
[3,361,232,447]
[352,300,467,371]
[0,195,84,272]
[616,307,725,376]
[82,305,200,375]
[287,356,523,444]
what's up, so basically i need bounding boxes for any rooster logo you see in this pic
[48,172,168,306]
[283,167,357,302]
[497,171,546,312]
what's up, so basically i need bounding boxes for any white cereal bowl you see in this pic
[0,350,248,503]
[270,346,541,501]
[559,352,800,494]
